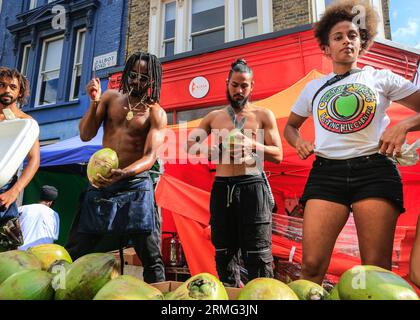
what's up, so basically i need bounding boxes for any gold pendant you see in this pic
[126,111,134,121]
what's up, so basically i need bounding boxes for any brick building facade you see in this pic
[127,0,150,56]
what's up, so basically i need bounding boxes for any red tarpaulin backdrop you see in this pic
[155,70,420,289]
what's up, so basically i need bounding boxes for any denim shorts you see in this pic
[0,175,19,225]
[300,153,405,213]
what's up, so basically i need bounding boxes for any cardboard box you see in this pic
[151,281,241,300]
[111,247,142,266]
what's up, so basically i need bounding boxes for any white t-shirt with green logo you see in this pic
[292,66,419,159]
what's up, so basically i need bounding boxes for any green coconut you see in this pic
[165,273,228,300]
[54,253,120,300]
[93,275,164,300]
[338,265,419,300]
[287,279,329,300]
[0,250,42,285]
[238,278,299,300]
[28,244,72,270]
[326,285,341,300]
[87,148,119,185]
[222,128,242,150]
[0,269,54,300]
[47,259,71,274]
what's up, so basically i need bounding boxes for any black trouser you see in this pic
[66,191,165,284]
[210,175,274,287]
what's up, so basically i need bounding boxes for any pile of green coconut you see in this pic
[0,244,418,300]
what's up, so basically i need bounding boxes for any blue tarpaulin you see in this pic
[39,128,103,167]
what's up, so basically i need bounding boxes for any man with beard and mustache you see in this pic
[0,67,40,243]
[187,59,283,287]
[66,52,167,283]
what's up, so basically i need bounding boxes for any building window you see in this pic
[162,1,176,57]
[20,44,31,77]
[29,0,55,10]
[35,35,64,106]
[241,0,258,38]
[29,0,37,9]
[312,0,338,21]
[151,0,272,56]
[166,111,174,125]
[70,29,86,100]
[189,0,225,50]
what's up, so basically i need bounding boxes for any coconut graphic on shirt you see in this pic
[334,93,358,118]
[317,83,377,134]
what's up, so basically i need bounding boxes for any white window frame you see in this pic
[70,28,86,101]
[20,44,31,77]
[29,0,37,10]
[187,0,225,51]
[261,0,273,35]
[29,0,55,10]
[35,35,64,107]
[240,0,258,39]
[311,0,385,38]
[161,0,176,57]
[150,0,273,56]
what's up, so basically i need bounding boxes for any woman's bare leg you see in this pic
[301,199,350,284]
[352,198,399,270]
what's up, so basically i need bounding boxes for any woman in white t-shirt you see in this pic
[284,0,420,285]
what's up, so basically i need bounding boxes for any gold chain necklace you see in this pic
[126,92,147,121]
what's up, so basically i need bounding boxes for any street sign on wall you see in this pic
[93,51,118,71]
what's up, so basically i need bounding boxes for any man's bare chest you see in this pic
[106,109,150,138]
[211,113,262,132]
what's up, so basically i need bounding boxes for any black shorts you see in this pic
[209,175,273,252]
[300,153,405,213]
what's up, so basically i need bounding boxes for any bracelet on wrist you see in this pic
[91,100,100,107]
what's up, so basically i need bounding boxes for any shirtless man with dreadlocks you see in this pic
[66,52,167,283]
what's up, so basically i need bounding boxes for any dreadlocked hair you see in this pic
[314,0,379,54]
[228,58,253,80]
[0,67,30,106]
[120,52,162,103]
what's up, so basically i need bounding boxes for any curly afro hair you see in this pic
[314,0,379,54]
